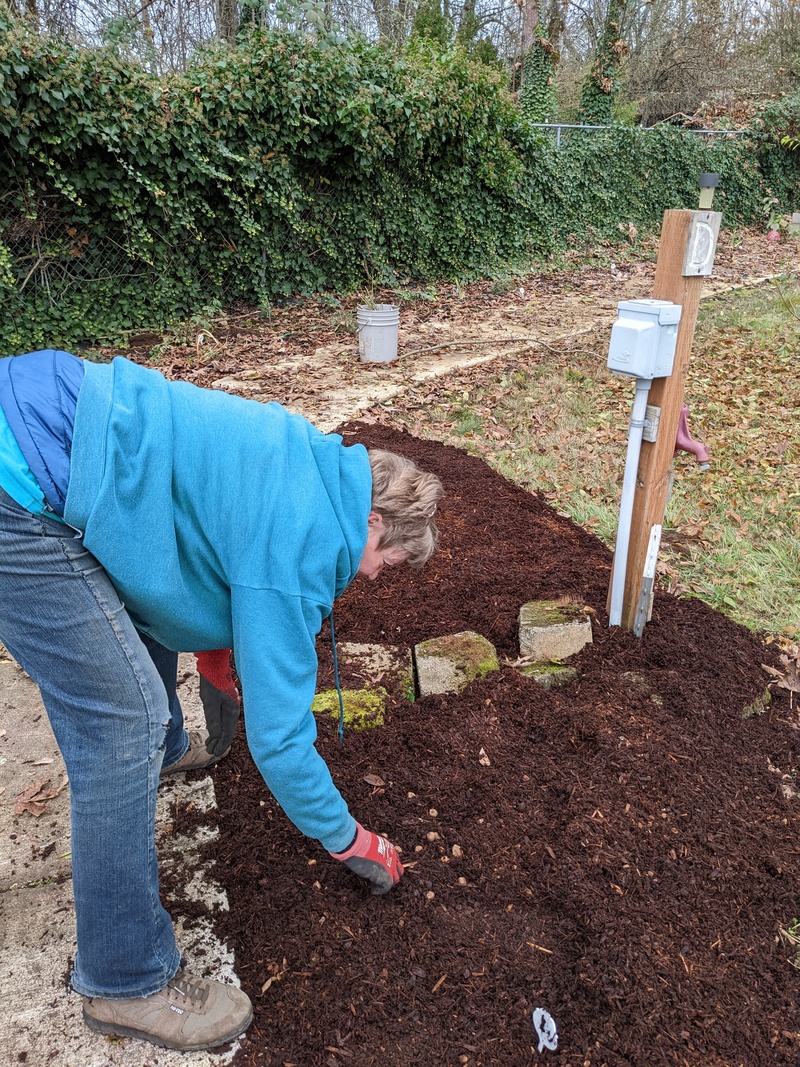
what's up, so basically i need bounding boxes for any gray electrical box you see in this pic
[607,298,682,380]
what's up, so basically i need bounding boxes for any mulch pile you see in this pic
[175,424,800,1067]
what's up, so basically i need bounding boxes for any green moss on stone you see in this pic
[518,662,579,689]
[416,631,500,679]
[311,687,388,730]
[519,600,587,628]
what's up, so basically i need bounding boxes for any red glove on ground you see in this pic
[195,650,240,758]
[330,823,404,895]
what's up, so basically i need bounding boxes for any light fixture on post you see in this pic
[698,172,719,210]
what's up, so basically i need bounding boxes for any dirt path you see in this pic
[120,230,795,431]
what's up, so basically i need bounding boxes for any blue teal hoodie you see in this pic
[21,356,371,852]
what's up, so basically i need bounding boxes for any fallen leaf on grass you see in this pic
[14,776,68,817]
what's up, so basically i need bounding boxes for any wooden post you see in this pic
[607,206,722,631]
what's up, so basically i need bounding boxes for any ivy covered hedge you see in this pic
[1,22,798,351]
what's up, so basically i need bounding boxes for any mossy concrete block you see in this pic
[517,662,579,689]
[415,631,500,697]
[519,599,592,662]
[311,687,387,730]
[337,642,415,702]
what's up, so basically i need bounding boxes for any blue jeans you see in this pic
[0,487,187,997]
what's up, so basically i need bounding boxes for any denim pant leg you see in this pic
[0,488,181,998]
[137,632,189,768]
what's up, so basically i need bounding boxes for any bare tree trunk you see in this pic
[520,0,539,55]
[544,0,563,50]
[141,1,155,48]
[176,0,187,70]
[217,0,237,45]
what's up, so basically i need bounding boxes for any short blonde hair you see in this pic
[368,449,444,568]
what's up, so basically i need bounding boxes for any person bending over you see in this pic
[0,349,443,1052]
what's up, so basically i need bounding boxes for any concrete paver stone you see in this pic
[414,631,500,697]
[336,642,414,698]
[518,599,593,663]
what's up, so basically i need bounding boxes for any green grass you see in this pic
[387,278,800,639]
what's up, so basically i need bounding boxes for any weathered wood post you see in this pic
[608,177,722,633]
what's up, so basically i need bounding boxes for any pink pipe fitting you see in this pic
[675,404,710,468]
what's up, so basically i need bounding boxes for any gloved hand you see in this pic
[195,650,240,758]
[329,822,404,895]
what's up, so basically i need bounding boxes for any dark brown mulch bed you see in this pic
[184,424,800,1067]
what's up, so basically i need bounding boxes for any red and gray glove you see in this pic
[330,823,404,895]
[195,650,241,758]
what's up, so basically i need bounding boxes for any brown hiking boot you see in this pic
[82,967,253,1050]
[161,729,225,777]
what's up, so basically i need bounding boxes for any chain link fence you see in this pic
[1,181,326,347]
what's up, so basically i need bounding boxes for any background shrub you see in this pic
[1,22,797,352]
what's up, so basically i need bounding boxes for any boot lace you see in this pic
[167,968,211,1009]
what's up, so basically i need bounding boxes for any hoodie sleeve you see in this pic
[230,583,357,854]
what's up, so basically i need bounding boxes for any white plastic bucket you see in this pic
[357,304,400,364]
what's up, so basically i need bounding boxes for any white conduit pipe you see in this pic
[608,377,653,627]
